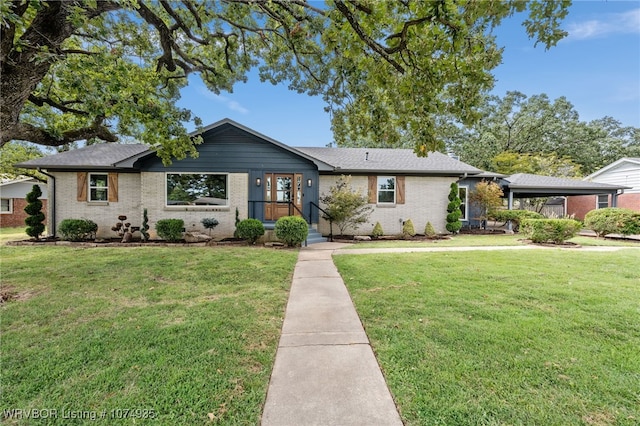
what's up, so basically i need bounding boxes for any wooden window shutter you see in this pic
[77,172,87,201]
[396,176,405,204]
[368,176,377,204]
[108,173,118,202]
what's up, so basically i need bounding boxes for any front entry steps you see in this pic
[306,227,327,245]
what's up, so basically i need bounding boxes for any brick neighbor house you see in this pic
[0,178,48,228]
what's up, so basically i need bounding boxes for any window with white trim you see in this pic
[596,194,608,209]
[89,174,109,202]
[166,173,228,206]
[377,176,396,204]
[1,198,12,214]
[459,186,468,220]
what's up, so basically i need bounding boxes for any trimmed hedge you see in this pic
[156,219,185,242]
[275,216,308,246]
[59,219,98,241]
[584,207,640,237]
[521,218,582,244]
[372,222,384,238]
[236,218,265,244]
[489,210,544,232]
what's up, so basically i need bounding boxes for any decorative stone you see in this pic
[184,232,213,243]
[354,235,372,241]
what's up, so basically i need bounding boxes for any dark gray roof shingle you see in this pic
[506,173,628,190]
[16,144,149,169]
[296,147,481,175]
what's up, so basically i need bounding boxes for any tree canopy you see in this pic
[446,91,640,175]
[1,0,571,163]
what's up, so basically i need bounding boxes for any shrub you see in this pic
[275,216,308,246]
[140,209,150,242]
[201,217,219,235]
[236,218,264,244]
[156,219,185,242]
[446,182,462,234]
[584,207,640,237]
[402,219,416,238]
[59,219,98,241]
[371,222,384,238]
[521,218,582,244]
[424,221,436,238]
[24,184,45,240]
[490,209,544,232]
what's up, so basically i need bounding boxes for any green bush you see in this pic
[424,221,436,238]
[156,219,185,242]
[371,222,384,238]
[446,183,462,234]
[59,219,98,241]
[402,219,416,238]
[275,216,308,246]
[521,218,582,244]
[584,207,640,237]
[490,209,543,232]
[24,184,45,239]
[236,218,264,244]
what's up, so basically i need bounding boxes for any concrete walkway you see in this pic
[261,243,403,426]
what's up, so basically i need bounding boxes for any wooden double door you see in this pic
[264,173,304,221]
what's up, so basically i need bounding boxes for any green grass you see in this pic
[342,233,640,249]
[334,250,640,425]
[1,246,298,425]
[0,227,30,244]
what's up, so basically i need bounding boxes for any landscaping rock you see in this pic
[184,232,213,243]
[354,235,372,241]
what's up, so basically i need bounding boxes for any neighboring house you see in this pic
[16,119,483,240]
[0,178,48,228]
[567,158,640,219]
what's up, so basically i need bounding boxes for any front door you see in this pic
[264,173,303,221]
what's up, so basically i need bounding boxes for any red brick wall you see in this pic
[0,198,48,228]
[567,194,640,220]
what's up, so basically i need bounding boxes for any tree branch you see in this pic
[28,94,88,115]
[2,120,117,148]
[136,1,177,72]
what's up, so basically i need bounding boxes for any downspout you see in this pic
[37,168,56,237]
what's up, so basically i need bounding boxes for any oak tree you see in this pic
[2,1,570,162]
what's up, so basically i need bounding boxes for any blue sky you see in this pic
[177,1,640,147]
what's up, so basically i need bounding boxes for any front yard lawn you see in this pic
[334,249,640,425]
[1,246,297,425]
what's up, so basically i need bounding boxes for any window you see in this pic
[459,186,468,220]
[377,176,396,204]
[1,198,11,214]
[166,173,228,206]
[89,174,109,202]
[597,194,609,209]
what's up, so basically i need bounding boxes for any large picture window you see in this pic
[166,173,228,206]
[89,173,109,202]
[377,176,396,204]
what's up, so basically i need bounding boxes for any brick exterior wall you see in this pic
[317,175,455,236]
[0,198,48,228]
[567,193,640,220]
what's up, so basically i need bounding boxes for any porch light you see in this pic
[256,177,261,187]
[307,179,312,187]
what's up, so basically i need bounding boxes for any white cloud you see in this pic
[567,7,640,40]
[197,86,249,114]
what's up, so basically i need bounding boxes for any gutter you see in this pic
[37,168,56,237]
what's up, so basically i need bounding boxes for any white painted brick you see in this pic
[317,175,455,236]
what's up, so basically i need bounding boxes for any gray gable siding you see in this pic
[138,123,319,223]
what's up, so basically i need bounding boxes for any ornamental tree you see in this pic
[2,1,570,161]
[469,180,504,221]
[24,184,45,240]
[320,175,372,235]
[446,182,462,234]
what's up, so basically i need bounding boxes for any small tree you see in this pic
[201,217,219,235]
[140,208,150,242]
[24,184,45,240]
[446,182,463,234]
[320,175,373,235]
[469,180,504,222]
